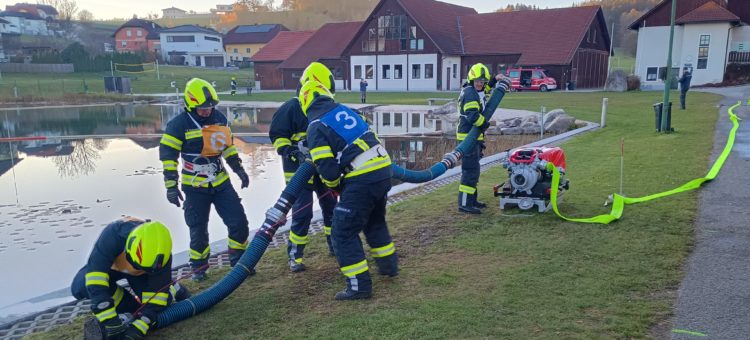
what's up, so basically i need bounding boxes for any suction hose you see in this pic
[155,86,508,328]
[391,86,507,183]
[156,161,316,328]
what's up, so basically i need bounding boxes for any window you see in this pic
[646,67,658,81]
[497,64,507,76]
[121,41,127,47]
[453,64,457,78]
[167,35,195,42]
[378,15,407,40]
[418,39,424,50]
[233,48,238,53]
[382,112,391,126]
[411,113,420,128]
[292,71,301,79]
[425,64,433,79]
[533,71,543,79]
[394,65,403,79]
[509,70,520,78]
[136,29,142,37]
[383,64,391,79]
[400,39,408,51]
[412,64,421,79]
[698,34,710,70]
[204,36,220,42]
[126,29,131,37]
[246,48,251,53]
[354,65,362,80]
[365,65,374,79]
[593,29,597,44]
[394,112,403,127]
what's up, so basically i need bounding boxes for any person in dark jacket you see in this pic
[359,78,368,103]
[230,77,238,96]
[300,79,398,300]
[269,62,338,273]
[679,68,692,110]
[70,218,190,339]
[159,78,251,281]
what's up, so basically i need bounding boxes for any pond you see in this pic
[0,102,543,324]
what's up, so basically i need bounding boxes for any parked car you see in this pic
[506,68,557,92]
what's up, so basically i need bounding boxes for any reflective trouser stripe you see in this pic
[459,185,477,194]
[142,292,169,306]
[162,160,178,171]
[345,155,391,178]
[95,307,116,322]
[289,231,309,245]
[284,172,295,183]
[370,242,395,258]
[85,272,109,287]
[228,237,248,250]
[341,259,368,277]
[113,286,124,307]
[322,176,341,188]
[132,319,149,335]
[274,138,292,150]
[323,225,332,236]
[160,134,183,151]
[190,246,210,260]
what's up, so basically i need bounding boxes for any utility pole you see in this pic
[660,0,677,133]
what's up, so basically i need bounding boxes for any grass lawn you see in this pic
[0,66,252,99]
[29,91,723,339]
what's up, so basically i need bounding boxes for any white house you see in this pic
[0,11,49,35]
[162,7,187,19]
[630,0,750,89]
[369,105,446,136]
[159,25,226,67]
[0,18,11,34]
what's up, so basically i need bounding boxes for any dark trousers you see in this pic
[680,89,688,109]
[458,142,482,207]
[360,91,366,103]
[332,179,395,292]
[287,180,337,262]
[183,183,249,270]
[71,267,185,314]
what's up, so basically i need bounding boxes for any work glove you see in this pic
[288,148,308,164]
[100,317,127,339]
[227,159,250,189]
[122,325,146,340]
[166,187,183,208]
[496,75,512,93]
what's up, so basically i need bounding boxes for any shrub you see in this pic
[626,75,641,91]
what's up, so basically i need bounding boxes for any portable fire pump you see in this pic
[493,147,569,212]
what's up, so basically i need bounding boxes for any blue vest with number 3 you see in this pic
[319,104,368,146]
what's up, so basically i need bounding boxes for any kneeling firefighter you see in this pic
[300,78,398,300]
[269,62,338,273]
[70,218,190,339]
[159,78,251,281]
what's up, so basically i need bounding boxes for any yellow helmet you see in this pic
[125,221,172,272]
[468,63,491,82]
[300,62,335,93]
[298,80,333,115]
[184,78,219,112]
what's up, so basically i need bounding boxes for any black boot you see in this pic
[289,259,306,273]
[335,271,372,301]
[374,254,399,277]
[474,201,488,209]
[458,191,482,214]
[172,283,191,301]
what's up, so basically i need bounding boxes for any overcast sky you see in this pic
[72,0,577,20]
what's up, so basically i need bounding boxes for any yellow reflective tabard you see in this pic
[200,125,233,157]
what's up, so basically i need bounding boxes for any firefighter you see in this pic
[159,78,251,281]
[300,79,398,300]
[230,77,237,96]
[70,217,190,339]
[269,62,337,273]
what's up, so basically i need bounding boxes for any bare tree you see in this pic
[58,0,78,21]
[77,9,93,22]
[53,139,101,178]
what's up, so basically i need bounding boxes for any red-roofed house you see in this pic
[342,0,611,91]
[114,19,162,57]
[278,21,363,90]
[630,0,749,88]
[252,30,315,89]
